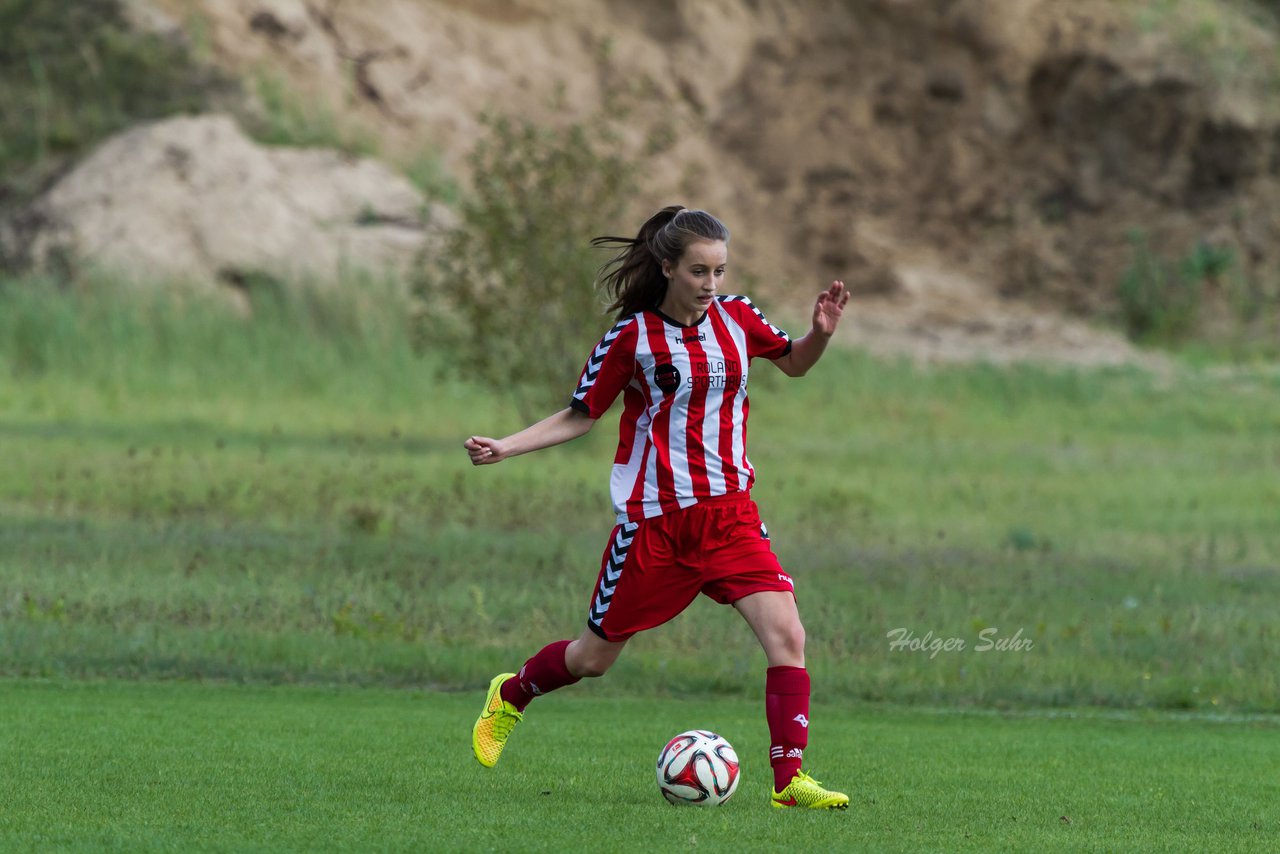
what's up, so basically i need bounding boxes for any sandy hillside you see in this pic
[130,0,1280,364]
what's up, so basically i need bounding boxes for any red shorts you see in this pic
[586,493,795,642]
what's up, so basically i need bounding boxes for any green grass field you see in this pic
[2,280,1279,849]
[1,680,1276,852]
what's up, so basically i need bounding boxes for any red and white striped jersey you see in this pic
[569,295,792,523]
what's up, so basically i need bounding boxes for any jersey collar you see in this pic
[652,306,709,329]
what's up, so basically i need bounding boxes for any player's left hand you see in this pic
[812,280,849,337]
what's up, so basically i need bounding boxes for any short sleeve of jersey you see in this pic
[569,316,638,418]
[718,295,792,361]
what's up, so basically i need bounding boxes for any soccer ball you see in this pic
[656,730,740,806]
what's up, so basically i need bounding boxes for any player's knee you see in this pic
[566,640,618,678]
[768,620,805,663]
[572,655,613,678]
[783,621,806,659]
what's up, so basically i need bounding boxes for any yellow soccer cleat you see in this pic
[472,672,523,768]
[770,770,850,810]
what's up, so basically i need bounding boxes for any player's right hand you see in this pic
[465,436,506,465]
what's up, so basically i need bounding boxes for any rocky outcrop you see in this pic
[12,114,452,300]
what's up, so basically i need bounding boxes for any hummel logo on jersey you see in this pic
[672,331,706,345]
[793,714,809,728]
[778,573,793,587]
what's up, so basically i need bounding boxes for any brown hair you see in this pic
[593,205,730,318]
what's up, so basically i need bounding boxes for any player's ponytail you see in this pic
[594,205,730,318]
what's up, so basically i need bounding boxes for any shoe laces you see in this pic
[794,770,824,788]
[493,706,522,739]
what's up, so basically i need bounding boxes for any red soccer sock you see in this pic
[499,639,581,712]
[765,665,811,792]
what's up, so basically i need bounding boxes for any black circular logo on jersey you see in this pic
[654,363,681,394]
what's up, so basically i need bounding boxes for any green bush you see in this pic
[412,111,638,420]
[0,0,227,216]
[1113,229,1280,356]
[1117,230,1227,343]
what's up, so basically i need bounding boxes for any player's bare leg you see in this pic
[565,628,628,677]
[735,591,849,809]
[735,590,805,667]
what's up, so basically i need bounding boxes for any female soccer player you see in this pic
[466,206,850,809]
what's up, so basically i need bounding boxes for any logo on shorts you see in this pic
[778,573,793,587]
[654,363,681,394]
